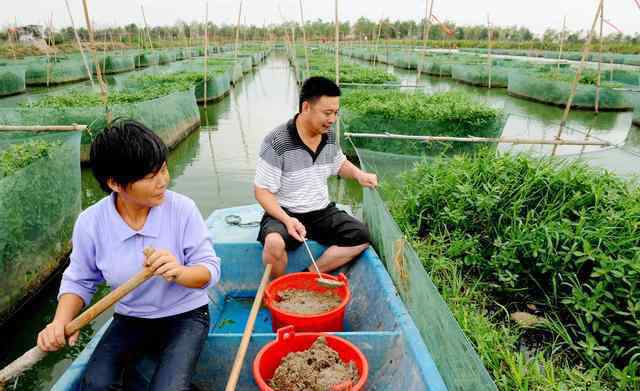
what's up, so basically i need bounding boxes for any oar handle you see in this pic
[0,248,156,385]
[225,263,272,391]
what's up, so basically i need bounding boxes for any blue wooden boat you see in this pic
[53,204,447,390]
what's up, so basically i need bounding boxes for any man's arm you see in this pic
[255,186,306,241]
[338,160,378,188]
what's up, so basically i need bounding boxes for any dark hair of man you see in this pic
[298,76,341,112]
[90,118,168,194]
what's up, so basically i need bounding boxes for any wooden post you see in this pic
[557,16,567,71]
[234,0,243,59]
[298,0,310,75]
[64,0,94,87]
[204,2,209,109]
[487,14,493,88]
[551,0,603,156]
[81,0,111,125]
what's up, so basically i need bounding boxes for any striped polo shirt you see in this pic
[255,115,346,214]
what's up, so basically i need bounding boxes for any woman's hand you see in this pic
[37,321,79,352]
[356,171,378,188]
[145,249,185,282]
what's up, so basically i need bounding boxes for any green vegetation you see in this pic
[0,139,61,178]
[388,151,640,389]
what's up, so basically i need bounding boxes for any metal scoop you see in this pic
[302,238,345,288]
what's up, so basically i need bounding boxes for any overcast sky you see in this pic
[2,0,639,35]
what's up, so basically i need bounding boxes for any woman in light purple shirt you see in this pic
[36,119,221,390]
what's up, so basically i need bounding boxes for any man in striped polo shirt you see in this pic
[254,76,378,278]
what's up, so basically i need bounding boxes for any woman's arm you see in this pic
[37,293,84,351]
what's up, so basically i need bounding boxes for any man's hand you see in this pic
[284,217,306,242]
[37,321,79,352]
[356,171,378,188]
[145,249,185,282]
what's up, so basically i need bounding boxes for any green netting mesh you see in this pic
[158,51,178,65]
[135,52,160,68]
[0,88,200,162]
[25,59,90,85]
[351,142,496,391]
[508,73,633,110]
[451,65,510,88]
[98,55,136,74]
[0,66,26,97]
[0,131,81,323]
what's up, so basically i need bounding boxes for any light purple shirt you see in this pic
[59,190,221,318]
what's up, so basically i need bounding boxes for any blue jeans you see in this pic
[79,305,209,391]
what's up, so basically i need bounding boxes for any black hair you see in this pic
[90,118,168,194]
[298,76,341,112]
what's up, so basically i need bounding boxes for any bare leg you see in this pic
[263,233,288,278]
[307,243,369,273]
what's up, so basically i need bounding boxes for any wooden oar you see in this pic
[225,263,272,391]
[0,248,156,389]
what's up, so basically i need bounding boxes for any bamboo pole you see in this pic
[0,124,87,132]
[234,0,243,59]
[594,1,604,114]
[141,5,154,51]
[551,0,603,156]
[7,26,17,61]
[557,16,567,71]
[81,0,111,125]
[343,132,611,146]
[64,0,94,87]
[372,17,383,67]
[335,0,341,145]
[416,0,434,80]
[487,14,493,89]
[334,0,339,85]
[298,0,310,75]
[204,2,209,109]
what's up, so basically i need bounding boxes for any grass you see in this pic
[386,150,640,389]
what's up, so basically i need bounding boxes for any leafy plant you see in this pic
[387,150,640,387]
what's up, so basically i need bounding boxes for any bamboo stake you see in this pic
[344,132,611,146]
[81,0,111,125]
[551,0,603,156]
[0,124,87,132]
[335,0,341,145]
[141,5,154,51]
[298,0,310,75]
[416,0,434,80]
[234,0,243,59]
[64,0,94,87]
[557,16,567,71]
[595,1,604,114]
[372,17,383,67]
[7,25,17,61]
[487,14,493,89]
[204,2,209,109]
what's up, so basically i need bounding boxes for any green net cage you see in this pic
[0,66,26,97]
[25,59,90,86]
[508,73,633,111]
[0,131,81,323]
[451,65,511,88]
[0,87,200,162]
[135,52,160,68]
[98,55,136,75]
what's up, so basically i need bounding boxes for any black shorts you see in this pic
[257,202,371,251]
